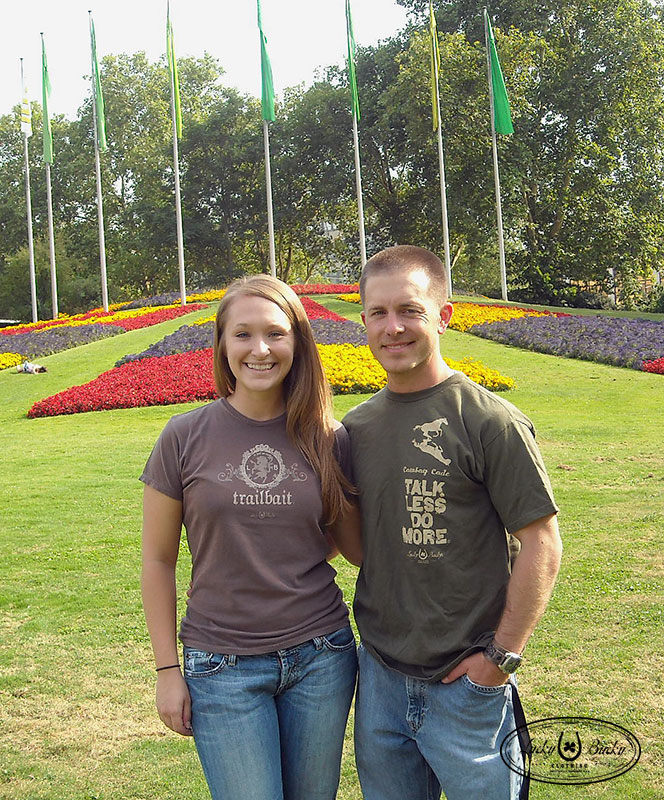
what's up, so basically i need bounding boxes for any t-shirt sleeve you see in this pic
[333,422,354,485]
[483,419,558,534]
[139,420,184,501]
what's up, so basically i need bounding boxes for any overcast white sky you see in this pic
[3,0,413,120]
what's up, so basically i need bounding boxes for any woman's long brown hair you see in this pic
[213,276,352,524]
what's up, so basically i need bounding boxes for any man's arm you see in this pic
[326,500,363,567]
[442,513,562,685]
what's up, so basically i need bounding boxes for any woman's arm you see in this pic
[327,500,363,567]
[141,484,192,736]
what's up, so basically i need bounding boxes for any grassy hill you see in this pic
[1,300,662,799]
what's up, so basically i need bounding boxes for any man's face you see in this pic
[361,268,453,391]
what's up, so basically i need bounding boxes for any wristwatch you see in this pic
[483,640,523,674]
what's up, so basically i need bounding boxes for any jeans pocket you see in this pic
[319,626,357,652]
[461,673,508,695]
[183,647,229,678]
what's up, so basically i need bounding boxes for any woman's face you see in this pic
[222,294,296,402]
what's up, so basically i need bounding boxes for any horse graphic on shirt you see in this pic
[412,418,451,465]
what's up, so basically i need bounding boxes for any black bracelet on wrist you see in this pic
[155,663,181,672]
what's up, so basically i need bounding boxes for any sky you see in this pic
[3,0,413,121]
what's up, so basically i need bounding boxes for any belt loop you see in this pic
[227,654,237,666]
[312,636,324,651]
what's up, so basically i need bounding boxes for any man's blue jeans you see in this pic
[355,644,523,800]
[183,626,357,800]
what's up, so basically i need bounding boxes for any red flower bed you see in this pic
[642,356,664,374]
[28,350,216,418]
[103,305,206,330]
[291,284,359,295]
[299,297,345,321]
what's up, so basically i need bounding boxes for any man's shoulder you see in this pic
[342,389,388,430]
[453,373,532,427]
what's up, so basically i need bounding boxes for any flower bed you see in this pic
[643,356,664,374]
[0,352,24,370]
[1,323,122,360]
[292,284,359,295]
[448,303,563,333]
[471,314,664,370]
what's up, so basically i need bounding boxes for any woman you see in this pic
[141,276,362,800]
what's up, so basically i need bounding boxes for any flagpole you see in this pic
[89,11,109,312]
[484,8,508,302]
[430,6,452,295]
[41,34,58,319]
[45,163,58,317]
[20,59,38,323]
[352,114,367,266]
[263,120,277,277]
[167,2,186,305]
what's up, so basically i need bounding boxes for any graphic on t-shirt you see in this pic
[217,444,307,505]
[412,417,451,465]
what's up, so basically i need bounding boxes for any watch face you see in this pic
[499,653,522,674]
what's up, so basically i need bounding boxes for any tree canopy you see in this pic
[2,0,664,319]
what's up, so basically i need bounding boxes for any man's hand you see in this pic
[156,669,193,736]
[441,651,508,687]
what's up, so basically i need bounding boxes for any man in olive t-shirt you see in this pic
[343,245,562,800]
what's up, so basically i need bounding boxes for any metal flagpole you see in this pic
[89,11,109,312]
[352,113,367,266]
[263,119,277,277]
[431,21,452,294]
[20,59,38,323]
[484,8,508,302]
[45,163,58,317]
[41,33,58,318]
[167,2,186,305]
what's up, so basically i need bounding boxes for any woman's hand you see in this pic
[156,669,193,736]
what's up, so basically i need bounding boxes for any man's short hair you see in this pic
[359,245,448,306]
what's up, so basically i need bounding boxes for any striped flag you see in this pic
[429,1,441,131]
[167,1,182,138]
[89,17,108,151]
[257,0,275,121]
[41,34,53,163]
[21,78,32,137]
[345,0,360,119]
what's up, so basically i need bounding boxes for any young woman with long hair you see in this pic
[141,276,361,800]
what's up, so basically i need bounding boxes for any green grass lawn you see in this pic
[1,300,662,799]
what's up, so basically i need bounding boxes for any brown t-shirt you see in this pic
[141,398,350,654]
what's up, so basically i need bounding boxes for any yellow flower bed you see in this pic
[0,352,24,370]
[337,293,362,304]
[317,344,514,393]
[187,289,226,303]
[449,303,547,333]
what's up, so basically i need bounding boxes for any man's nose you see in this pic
[385,313,405,335]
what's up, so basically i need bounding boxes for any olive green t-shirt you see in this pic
[343,372,558,681]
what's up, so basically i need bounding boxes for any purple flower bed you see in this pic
[116,317,368,368]
[0,323,121,358]
[471,315,664,370]
[116,321,214,366]
[310,318,367,346]
[122,292,183,310]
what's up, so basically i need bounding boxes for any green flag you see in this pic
[345,0,360,120]
[167,2,182,138]
[257,0,275,121]
[41,34,53,164]
[89,16,108,151]
[429,1,441,131]
[486,16,513,135]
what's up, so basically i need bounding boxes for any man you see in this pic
[343,245,562,800]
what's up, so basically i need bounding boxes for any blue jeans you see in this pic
[183,626,357,800]
[354,644,523,800]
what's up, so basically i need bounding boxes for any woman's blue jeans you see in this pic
[183,626,357,800]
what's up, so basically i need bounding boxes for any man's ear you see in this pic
[437,302,454,334]
[361,310,366,326]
